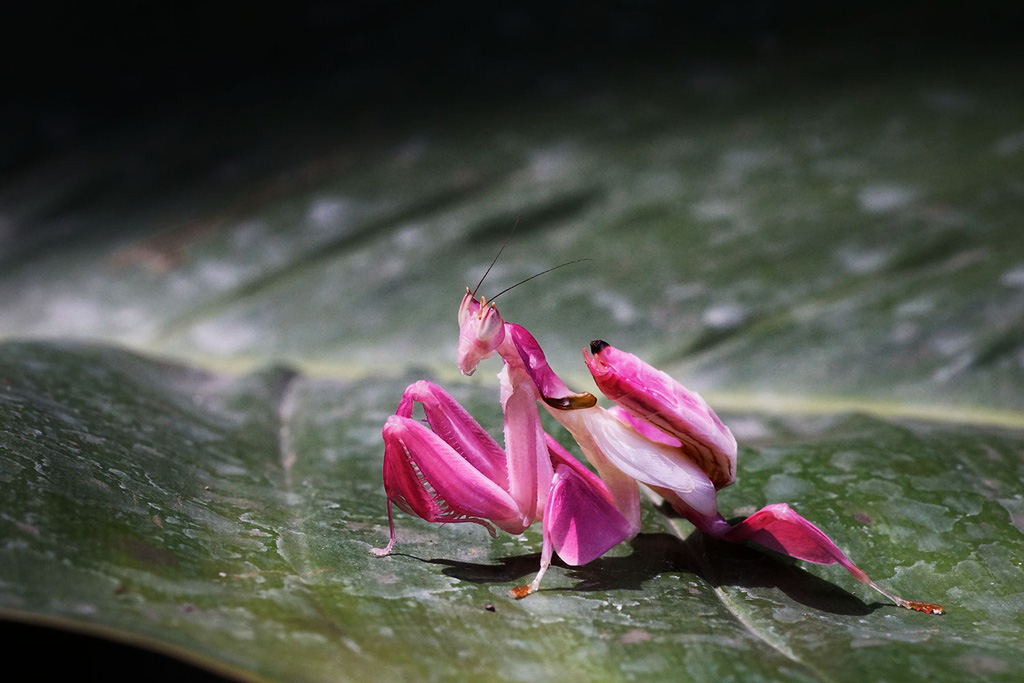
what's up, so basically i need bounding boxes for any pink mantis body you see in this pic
[373,287,943,615]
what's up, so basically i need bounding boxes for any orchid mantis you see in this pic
[373,269,943,615]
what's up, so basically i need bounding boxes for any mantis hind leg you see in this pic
[722,504,868,577]
[721,504,943,614]
[510,462,633,598]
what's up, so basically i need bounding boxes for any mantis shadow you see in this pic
[426,531,876,616]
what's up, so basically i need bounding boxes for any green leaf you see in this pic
[3,342,1023,680]
[3,52,1024,681]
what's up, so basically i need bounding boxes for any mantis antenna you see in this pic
[487,258,591,303]
[471,218,520,298]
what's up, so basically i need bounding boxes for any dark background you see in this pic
[5,1,1023,171]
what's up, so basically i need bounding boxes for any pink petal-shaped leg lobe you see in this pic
[723,504,944,615]
[724,504,869,579]
[546,464,633,566]
[510,462,632,599]
[584,340,736,489]
[402,381,509,490]
[374,380,535,558]
[608,405,682,448]
[379,414,525,541]
[566,407,720,519]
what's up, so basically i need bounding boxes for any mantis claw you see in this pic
[867,580,945,615]
[509,584,535,599]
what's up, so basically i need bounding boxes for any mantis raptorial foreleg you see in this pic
[372,303,638,596]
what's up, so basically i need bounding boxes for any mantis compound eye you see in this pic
[458,290,476,326]
[477,305,504,342]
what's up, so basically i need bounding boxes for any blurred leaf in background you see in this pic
[2,1,1023,680]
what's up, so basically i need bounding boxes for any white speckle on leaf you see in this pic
[528,145,575,182]
[764,473,809,501]
[895,296,935,317]
[933,353,973,383]
[111,305,149,332]
[993,130,1024,157]
[858,185,916,213]
[209,462,245,479]
[727,417,772,441]
[44,295,104,334]
[71,603,99,616]
[636,170,684,197]
[665,282,705,303]
[196,260,246,290]
[831,450,864,472]
[836,245,890,274]
[592,289,637,324]
[931,331,973,356]
[999,265,1024,288]
[692,199,740,221]
[890,321,919,344]
[230,220,268,250]
[307,197,349,229]
[620,629,652,644]
[393,224,428,251]
[190,319,260,355]
[702,304,747,330]
[772,606,806,624]
[370,254,410,282]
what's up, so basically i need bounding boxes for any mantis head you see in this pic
[457,289,506,376]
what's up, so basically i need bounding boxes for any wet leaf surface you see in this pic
[2,34,1024,683]
[2,342,1023,681]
